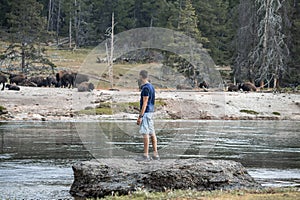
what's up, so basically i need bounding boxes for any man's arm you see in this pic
[137,96,148,125]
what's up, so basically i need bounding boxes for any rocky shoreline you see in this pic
[0,86,299,121]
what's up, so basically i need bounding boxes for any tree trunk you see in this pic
[69,13,72,49]
[56,0,61,45]
[21,43,25,73]
[47,0,52,31]
[109,12,115,89]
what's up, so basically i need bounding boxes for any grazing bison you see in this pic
[227,84,239,92]
[238,82,257,92]
[0,74,7,90]
[6,84,20,91]
[77,82,95,92]
[29,76,49,87]
[61,73,75,88]
[74,73,89,86]
[56,71,76,88]
[9,74,27,85]
[56,70,67,82]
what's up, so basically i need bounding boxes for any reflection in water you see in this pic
[0,120,299,199]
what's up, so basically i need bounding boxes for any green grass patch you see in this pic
[272,112,281,116]
[0,105,7,115]
[78,100,167,116]
[79,103,112,115]
[88,188,300,200]
[0,105,6,112]
[240,109,259,115]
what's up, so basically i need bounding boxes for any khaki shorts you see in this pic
[139,112,155,135]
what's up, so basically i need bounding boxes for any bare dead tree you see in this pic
[250,0,289,88]
[105,13,116,89]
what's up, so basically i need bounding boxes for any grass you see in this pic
[240,109,259,115]
[46,47,92,69]
[88,188,300,200]
[78,99,167,116]
[0,105,7,114]
[0,105,6,112]
[272,111,281,116]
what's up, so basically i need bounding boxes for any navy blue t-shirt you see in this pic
[140,83,155,113]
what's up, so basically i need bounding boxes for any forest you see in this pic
[0,0,299,88]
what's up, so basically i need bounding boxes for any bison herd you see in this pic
[0,71,95,92]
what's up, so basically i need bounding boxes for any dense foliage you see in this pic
[0,0,298,86]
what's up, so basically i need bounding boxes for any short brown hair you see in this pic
[139,70,148,79]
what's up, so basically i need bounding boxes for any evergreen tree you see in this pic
[4,0,54,72]
[178,0,202,41]
[288,0,300,85]
[194,0,235,66]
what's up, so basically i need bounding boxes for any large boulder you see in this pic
[70,159,261,198]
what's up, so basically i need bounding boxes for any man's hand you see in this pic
[137,117,142,125]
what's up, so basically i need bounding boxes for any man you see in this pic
[137,70,159,161]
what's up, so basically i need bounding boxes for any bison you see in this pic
[0,74,7,90]
[56,71,76,88]
[227,84,239,92]
[9,74,27,85]
[28,76,49,87]
[74,73,89,86]
[199,81,209,89]
[5,84,20,91]
[61,73,75,88]
[77,82,95,92]
[238,82,257,92]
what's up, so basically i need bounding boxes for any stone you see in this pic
[70,159,261,198]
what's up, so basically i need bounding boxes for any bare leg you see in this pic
[150,133,158,157]
[143,134,149,157]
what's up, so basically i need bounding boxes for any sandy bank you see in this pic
[0,86,299,121]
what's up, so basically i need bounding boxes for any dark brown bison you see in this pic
[227,84,239,92]
[61,73,75,88]
[238,82,257,92]
[29,76,49,87]
[77,82,95,92]
[5,84,20,91]
[9,74,27,85]
[56,71,76,88]
[46,75,59,87]
[199,81,209,89]
[0,74,7,90]
[56,70,67,82]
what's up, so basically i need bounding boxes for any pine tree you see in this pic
[5,0,54,72]
[178,0,202,41]
[194,0,235,66]
[288,0,300,85]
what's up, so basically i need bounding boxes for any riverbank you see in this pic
[0,86,299,121]
[99,188,300,200]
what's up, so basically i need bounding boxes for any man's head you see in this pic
[139,70,148,80]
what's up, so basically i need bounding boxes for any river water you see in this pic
[0,120,299,199]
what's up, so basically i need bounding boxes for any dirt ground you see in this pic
[0,86,299,121]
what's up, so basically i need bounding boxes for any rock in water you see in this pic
[70,159,261,198]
